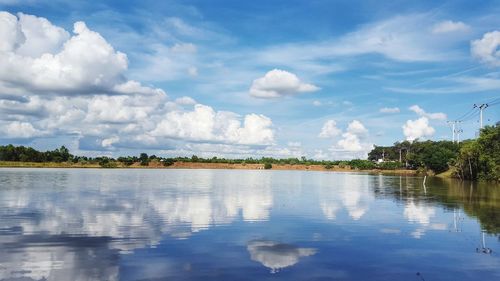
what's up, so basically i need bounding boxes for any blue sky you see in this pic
[0,0,499,159]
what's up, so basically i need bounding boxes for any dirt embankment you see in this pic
[150,161,418,175]
[0,160,418,175]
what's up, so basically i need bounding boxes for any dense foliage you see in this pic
[453,125,500,181]
[369,140,459,173]
[0,145,72,163]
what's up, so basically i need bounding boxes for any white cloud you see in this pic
[471,30,500,67]
[335,119,370,153]
[2,121,41,138]
[0,12,277,152]
[432,20,470,34]
[15,13,70,57]
[379,107,400,113]
[402,117,435,141]
[0,15,134,96]
[331,14,452,62]
[0,11,25,52]
[112,80,165,96]
[318,120,341,138]
[409,105,447,120]
[336,132,364,152]
[175,96,197,105]
[312,100,322,106]
[151,104,274,145]
[249,69,319,98]
[101,136,120,148]
[323,120,373,159]
[346,120,368,135]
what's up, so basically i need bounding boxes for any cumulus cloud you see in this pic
[346,120,368,135]
[379,107,400,113]
[318,120,341,138]
[0,13,135,96]
[151,104,274,145]
[2,121,41,138]
[0,12,276,152]
[471,30,500,66]
[175,96,197,105]
[402,117,435,141]
[249,69,319,98]
[332,120,372,157]
[431,20,470,34]
[318,120,373,159]
[409,105,447,120]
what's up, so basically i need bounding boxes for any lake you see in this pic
[0,168,499,281]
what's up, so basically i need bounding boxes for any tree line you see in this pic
[368,123,499,181]
[0,145,390,170]
[0,122,497,181]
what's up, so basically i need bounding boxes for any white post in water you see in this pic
[423,176,427,194]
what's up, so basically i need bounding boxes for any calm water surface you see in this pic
[0,168,499,281]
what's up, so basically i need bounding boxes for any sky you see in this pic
[0,0,499,159]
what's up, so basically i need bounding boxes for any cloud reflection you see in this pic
[247,240,317,273]
[319,174,372,221]
[0,169,272,280]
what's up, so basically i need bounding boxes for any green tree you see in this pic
[139,153,149,166]
[455,125,500,181]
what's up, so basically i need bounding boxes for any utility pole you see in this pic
[474,103,489,130]
[447,121,462,143]
[456,128,463,143]
[451,122,455,142]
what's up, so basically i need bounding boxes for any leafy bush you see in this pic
[377,161,402,170]
[348,159,375,170]
[162,158,175,166]
[264,163,272,169]
[98,157,117,168]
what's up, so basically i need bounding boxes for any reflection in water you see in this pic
[319,174,372,220]
[0,169,272,280]
[247,240,316,273]
[477,230,493,254]
[0,169,499,281]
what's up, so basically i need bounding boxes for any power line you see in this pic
[447,97,498,141]
[455,107,477,121]
[460,110,480,122]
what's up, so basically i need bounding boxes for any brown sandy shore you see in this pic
[0,160,418,175]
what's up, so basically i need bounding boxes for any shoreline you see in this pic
[0,161,419,175]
